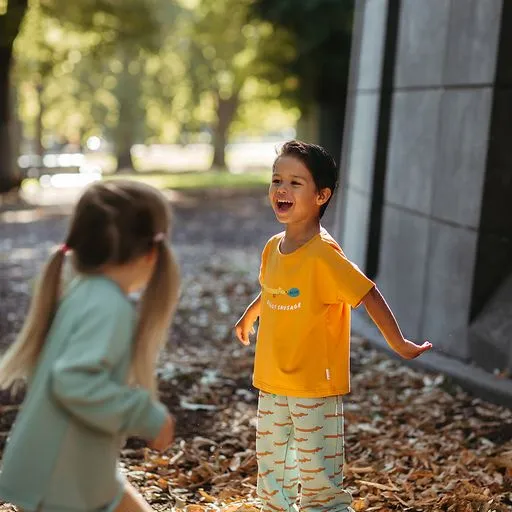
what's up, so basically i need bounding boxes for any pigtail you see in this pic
[0,248,66,389]
[132,240,180,395]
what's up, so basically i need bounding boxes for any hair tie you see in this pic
[153,233,165,243]
[59,244,70,254]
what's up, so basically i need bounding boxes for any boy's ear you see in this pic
[317,187,332,206]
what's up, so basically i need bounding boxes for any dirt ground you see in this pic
[0,188,511,511]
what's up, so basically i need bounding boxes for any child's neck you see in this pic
[282,219,321,254]
[101,263,141,295]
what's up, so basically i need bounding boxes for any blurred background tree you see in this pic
[1,0,165,190]
[181,0,297,169]
[0,0,28,193]
[251,0,354,160]
[0,0,354,193]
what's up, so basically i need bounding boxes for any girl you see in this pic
[0,180,180,512]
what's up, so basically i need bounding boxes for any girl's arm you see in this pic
[51,299,167,440]
[362,287,432,359]
[234,293,261,345]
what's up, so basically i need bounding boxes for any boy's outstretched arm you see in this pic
[234,293,261,346]
[361,287,432,359]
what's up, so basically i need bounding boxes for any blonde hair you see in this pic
[0,180,180,395]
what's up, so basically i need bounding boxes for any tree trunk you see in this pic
[113,51,140,174]
[114,95,136,172]
[9,78,22,182]
[35,83,44,161]
[0,48,13,193]
[210,92,239,171]
[0,0,28,194]
[116,146,134,171]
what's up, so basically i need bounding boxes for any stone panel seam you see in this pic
[381,199,479,232]
[356,83,496,94]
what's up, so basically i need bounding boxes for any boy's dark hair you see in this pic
[275,140,338,218]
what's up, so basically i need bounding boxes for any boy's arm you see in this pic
[361,287,432,359]
[234,293,261,345]
[246,292,262,317]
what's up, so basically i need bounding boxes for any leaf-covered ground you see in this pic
[0,189,511,511]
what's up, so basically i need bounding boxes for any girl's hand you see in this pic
[398,340,432,359]
[149,412,175,452]
[234,313,256,346]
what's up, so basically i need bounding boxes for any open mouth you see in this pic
[276,199,294,213]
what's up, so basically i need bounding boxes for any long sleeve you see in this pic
[50,287,166,440]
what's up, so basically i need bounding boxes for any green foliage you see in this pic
[6,0,301,179]
[179,0,298,166]
[1,0,173,191]
[39,0,163,53]
[185,0,295,102]
[13,0,182,168]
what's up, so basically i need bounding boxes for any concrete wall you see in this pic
[336,0,512,379]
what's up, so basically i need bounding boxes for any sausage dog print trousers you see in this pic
[256,392,353,512]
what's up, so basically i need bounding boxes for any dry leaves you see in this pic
[113,266,512,511]
[0,263,511,511]
[1,195,511,511]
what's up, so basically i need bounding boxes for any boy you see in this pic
[235,140,431,512]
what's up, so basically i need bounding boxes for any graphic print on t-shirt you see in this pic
[262,283,302,311]
[263,283,301,298]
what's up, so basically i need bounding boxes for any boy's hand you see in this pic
[235,293,261,346]
[363,287,433,360]
[235,313,256,346]
[398,339,432,359]
[149,412,175,452]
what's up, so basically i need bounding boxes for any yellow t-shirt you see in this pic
[253,229,375,398]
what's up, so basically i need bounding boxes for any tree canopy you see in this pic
[0,0,164,189]
[1,0,316,189]
[182,0,297,168]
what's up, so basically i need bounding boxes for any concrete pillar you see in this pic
[336,0,512,380]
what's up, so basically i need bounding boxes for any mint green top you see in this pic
[0,276,167,511]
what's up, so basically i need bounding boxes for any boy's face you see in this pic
[269,156,331,225]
